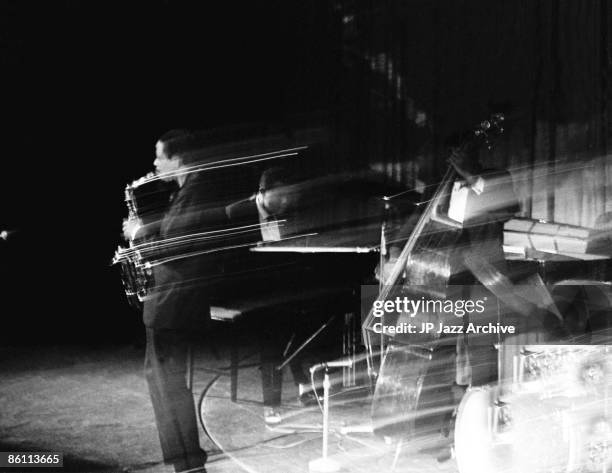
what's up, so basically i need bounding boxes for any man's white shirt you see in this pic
[448,176,485,224]
[255,192,282,241]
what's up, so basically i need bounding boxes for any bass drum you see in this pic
[454,386,511,473]
[371,344,455,439]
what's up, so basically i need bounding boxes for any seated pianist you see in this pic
[213,166,325,424]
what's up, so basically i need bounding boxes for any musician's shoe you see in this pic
[264,407,283,424]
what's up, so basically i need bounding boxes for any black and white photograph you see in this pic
[1,1,611,472]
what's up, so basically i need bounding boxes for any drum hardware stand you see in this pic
[492,298,513,441]
[490,399,512,441]
[514,347,533,387]
[309,365,340,473]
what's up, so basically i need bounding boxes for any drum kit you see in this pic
[455,343,612,473]
[366,280,612,473]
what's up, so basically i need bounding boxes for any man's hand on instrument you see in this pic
[448,151,476,186]
[122,218,142,241]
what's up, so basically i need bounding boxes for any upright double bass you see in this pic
[363,114,506,438]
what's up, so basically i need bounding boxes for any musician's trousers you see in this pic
[260,311,311,407]
[144,328,206,470]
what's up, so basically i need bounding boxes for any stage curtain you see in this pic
[338,0,611,228]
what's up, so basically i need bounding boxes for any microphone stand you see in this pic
[308,366,340,473]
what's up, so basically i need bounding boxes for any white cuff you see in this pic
[130,223,142,241]
[471,176,485,195]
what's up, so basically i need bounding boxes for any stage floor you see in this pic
[201,361,456,473]
[0,342,457,473]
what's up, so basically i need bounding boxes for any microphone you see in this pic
[309,359,353,373]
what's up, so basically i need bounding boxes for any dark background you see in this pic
[0,1,341,343]
[1,1,610,343]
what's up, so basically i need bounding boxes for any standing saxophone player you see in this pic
[122,129,220,473]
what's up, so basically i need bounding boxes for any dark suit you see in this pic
[448,169,519,387]
[453,169,519,275]
[225,196,309,407]
[141,173,222,471]
[422,168,519,447]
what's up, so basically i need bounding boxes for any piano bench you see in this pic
[210,305,245,402]
[208,286,355,403]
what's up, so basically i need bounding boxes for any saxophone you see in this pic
[112,173,157,308]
